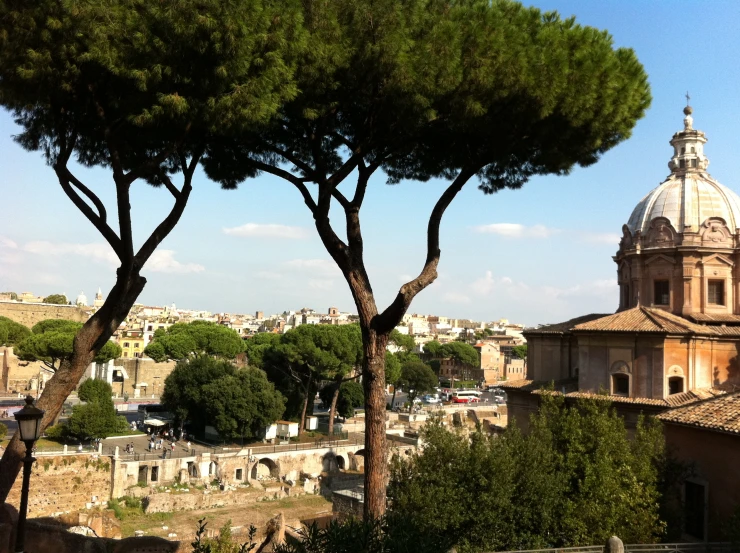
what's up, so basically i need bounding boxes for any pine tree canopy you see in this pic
[202,0,651,193]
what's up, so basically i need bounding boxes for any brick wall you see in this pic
[0,302,88,328]
[6,455,111,517]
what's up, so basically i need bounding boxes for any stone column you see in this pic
[605,536,624,553]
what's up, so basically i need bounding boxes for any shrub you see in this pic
[44,423,67,440]
[0,422,7,440]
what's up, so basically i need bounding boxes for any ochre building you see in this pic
[504,107,740,540]
[518,107,740,404]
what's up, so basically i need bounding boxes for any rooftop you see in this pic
[658,391,740,435]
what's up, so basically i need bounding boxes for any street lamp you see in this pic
[13,395,45,553]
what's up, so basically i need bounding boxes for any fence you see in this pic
[108,445,197,461]
[493,543,734,553]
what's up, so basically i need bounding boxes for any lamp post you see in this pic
[13,395,45,553]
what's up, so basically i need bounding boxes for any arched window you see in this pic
[668,376,684,395]
[612,373,629,396]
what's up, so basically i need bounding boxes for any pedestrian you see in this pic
[186,440,191,452]
[170,441,175,454]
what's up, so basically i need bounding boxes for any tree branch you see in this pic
[135,148,204,268]
[351,160,373,207]
[160,173,182,200]
[54,164,124,259]
[331,188,351,210]
[269,145,316,179]
[250,159,318,214]
[374,167,478,333]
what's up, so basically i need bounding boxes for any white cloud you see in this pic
[284,258,339,276]
[443,292,471,304]
[398,274,414,283]
[223,223,308,239]
[542,279,616,300]
[146,250,205,274]
[0,237,18,249]
[256,271,284,280]
[23,241,118,266]
[309,279,335,290]
[21,241,204,274]
[582,232,621,245]
[470,270,495,296]
[473,223,560,238]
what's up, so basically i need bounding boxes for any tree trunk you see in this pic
[391,386,397,411]
[0,272,145,503]
[298,376,312,437]
[362,331,389,519]
[328,382,341,435]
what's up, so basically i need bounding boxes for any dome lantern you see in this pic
[667,104,709,175]
[616,103,740,320]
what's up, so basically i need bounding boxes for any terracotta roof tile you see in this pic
[524,314,610,335]
[572,307,714,334]
[658,392,740,434]
[687,313,740,324]
[501,379,726,409]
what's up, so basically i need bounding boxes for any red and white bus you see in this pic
[450,390,482,403]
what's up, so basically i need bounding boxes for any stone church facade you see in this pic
[507,107,740,419]
[504,107,740,539]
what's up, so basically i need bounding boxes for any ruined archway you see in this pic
[251,457,280,481]
[350,449,365,472]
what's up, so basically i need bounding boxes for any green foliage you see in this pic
[42,294,68,305]
[244,332,282,368]
[389,330,415,353]
[200,367,285,441]
[257,324,363,423]
[78,379,113,404]
[384,353,402,386]
[0,0,306,171]
[388,396,666,552]
[15,319,121,371]
[43,423,67,440]
[428,359,441,375]
[439,342,479,367]
[205,0,650,193]
[319,381,364,419]
[192,518,258,553]
[162,356,237,430]
[274,516,440,553]
[144,321,245,362]
[424,341,443,358]
[0,316,31,347]
[108,496,145,520]
[67,379,120,439]
[399,360,437,406]
[0,423,7,440]
[511,345,528,359]
[162,356,284,439]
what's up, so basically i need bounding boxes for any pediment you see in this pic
[644,254,677,266]
[701,253,734,267]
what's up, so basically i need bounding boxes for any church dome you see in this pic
[626,106,740,236]
[627,175,740,235]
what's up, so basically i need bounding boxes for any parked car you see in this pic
[423,395,441,404]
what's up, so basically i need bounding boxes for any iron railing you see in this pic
[492,543,733,553]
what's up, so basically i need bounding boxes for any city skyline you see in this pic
[2,1,740,325]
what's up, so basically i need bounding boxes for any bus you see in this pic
[450,390,482,404]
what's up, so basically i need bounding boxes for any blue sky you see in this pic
[2,0,740,326]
